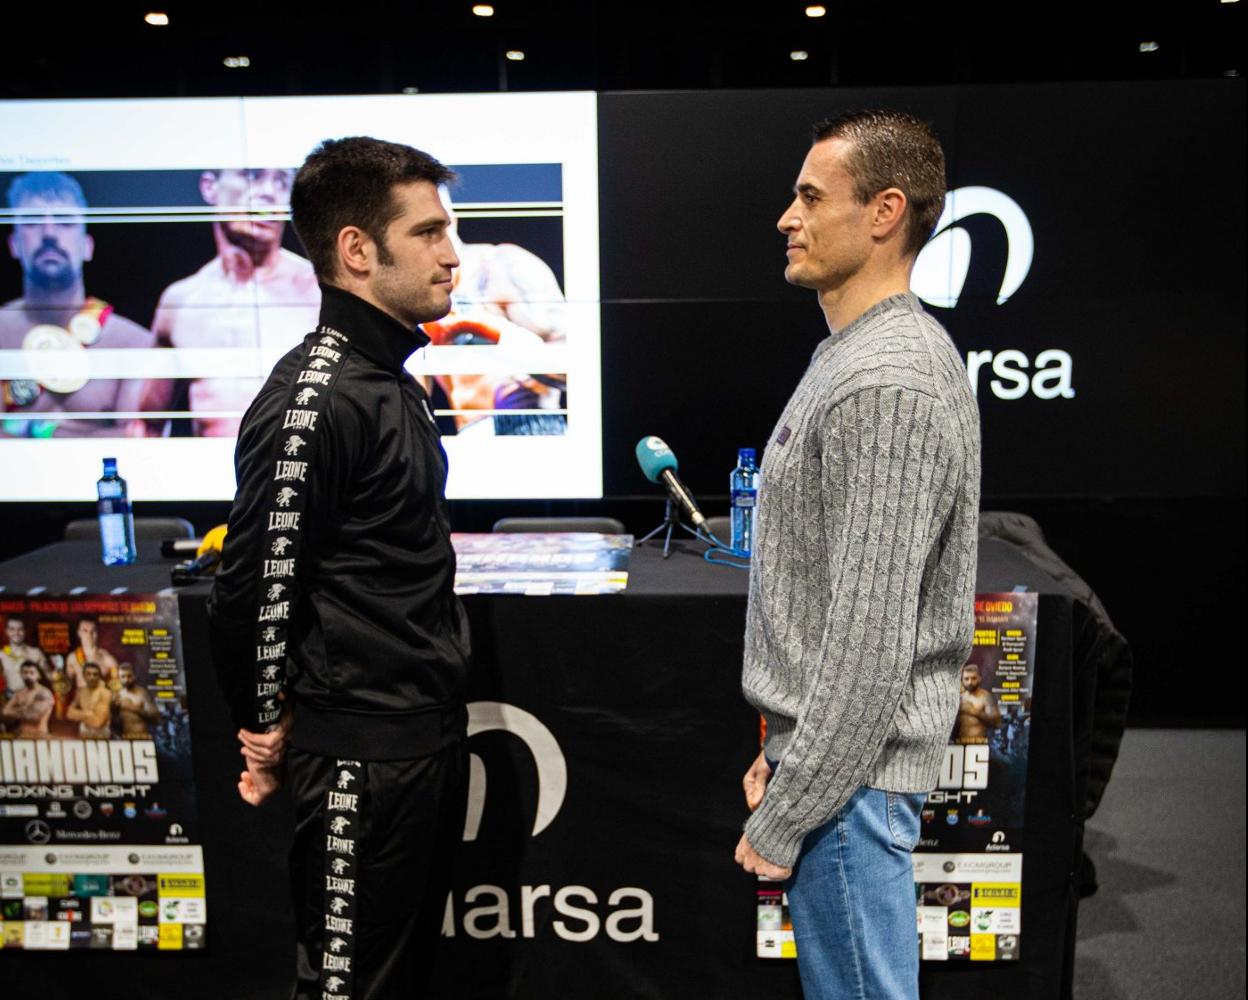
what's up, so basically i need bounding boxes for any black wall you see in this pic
[3,81,1244,726]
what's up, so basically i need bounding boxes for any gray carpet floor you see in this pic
[1074,729,1246,999]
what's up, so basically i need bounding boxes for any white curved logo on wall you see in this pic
[463,700,567,841]
[913,187,1034,308]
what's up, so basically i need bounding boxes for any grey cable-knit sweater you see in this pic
[742,292,981,868]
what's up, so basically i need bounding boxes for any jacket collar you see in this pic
[317,283,430,374]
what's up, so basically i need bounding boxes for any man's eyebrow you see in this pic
[407,216,447,231]
[794,181,821,196]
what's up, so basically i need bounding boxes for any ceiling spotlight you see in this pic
[223,56,251,69]
[472,4,495,15]
[790,50,810,61]
[805,4,827,16]
[144,12,169,26]
[1138,41,1159,53]
[505,49,525,61]
[402,86,421,94]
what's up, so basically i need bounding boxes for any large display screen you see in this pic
[0,93,602,500]
[597,82,1245,499]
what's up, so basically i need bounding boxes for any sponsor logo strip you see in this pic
[320,759,362,999]
[251,327,350,730]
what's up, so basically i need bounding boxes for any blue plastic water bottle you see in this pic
[730,448,760,555]
[97,457,137,566]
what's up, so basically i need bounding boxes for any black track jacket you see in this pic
[207,284,470,760]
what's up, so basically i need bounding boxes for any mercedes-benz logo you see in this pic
[25,820,52,845]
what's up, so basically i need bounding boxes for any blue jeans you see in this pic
[785,786,924,1000]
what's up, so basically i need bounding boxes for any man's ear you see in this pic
[199,171,219,207]
[336,226,374,279]
[871,187,909,243]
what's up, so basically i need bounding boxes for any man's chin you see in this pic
[416,299,453,326]
[223,224,281,258]
[783,265,815,289]
[26,266,77,292]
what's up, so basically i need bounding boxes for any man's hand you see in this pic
[237,758,282,807]
[237,698,293,769]
[742,750,772,811]
[235,697,292,806]
[734,833,792,880]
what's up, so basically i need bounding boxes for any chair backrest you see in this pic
[491,516,626,534]
[64,517,196,542]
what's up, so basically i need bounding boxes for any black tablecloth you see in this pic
[0,539,1086,1000]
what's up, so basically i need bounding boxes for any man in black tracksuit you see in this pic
[207,137,469,1000]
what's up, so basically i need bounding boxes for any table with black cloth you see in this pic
[0,538,1090,1000]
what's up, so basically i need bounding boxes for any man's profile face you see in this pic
[7,195,93,292]
[201,168,294,252]
[961,665,981,692]
[20,664,39,688]
[5,619,23,645]
[367,180,460,328]
[77,620,97,645]
[83,664,101,688]
[777,138,875,293]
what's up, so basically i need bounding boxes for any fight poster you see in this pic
[913,591,1037,963]
[754,592,1038,963]
[0,593,205,952]
[452,533,632,595]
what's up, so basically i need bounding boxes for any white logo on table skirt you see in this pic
[463,701,566,841]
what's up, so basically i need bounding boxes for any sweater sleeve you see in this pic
[744,385,958,867]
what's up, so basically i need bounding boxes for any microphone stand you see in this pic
[636,498,704,559]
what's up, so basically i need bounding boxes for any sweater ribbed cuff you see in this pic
[744,794,807,869]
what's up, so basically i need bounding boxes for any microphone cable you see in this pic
[697,528,751,570]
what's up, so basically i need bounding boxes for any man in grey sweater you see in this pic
[734,110,980,999]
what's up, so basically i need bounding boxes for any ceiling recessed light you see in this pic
[144,12,169,26]
[790,50,810,61]
[223,56,251,69]
[472,4,495,15]
[505,49,525,61]
[402,86,421,94]
[805,5,827,16]
[1139,41,1160,53]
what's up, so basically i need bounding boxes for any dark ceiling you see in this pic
[2,2,1243,99]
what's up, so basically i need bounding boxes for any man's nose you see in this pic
[777,202,799,233]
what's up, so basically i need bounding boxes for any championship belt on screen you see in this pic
[421,312,503,347]
[16,298,115,397]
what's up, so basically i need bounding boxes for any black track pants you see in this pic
[287,741,467,1000]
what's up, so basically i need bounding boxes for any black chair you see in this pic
[64,517,196,542]
[491,516,626,534]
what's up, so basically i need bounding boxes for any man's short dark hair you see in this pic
[7,171,88,212]
[812,110,946,258]
[290,137,456,282]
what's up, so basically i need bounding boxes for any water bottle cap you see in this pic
[738,448,756,464]
[102,457,117,473]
